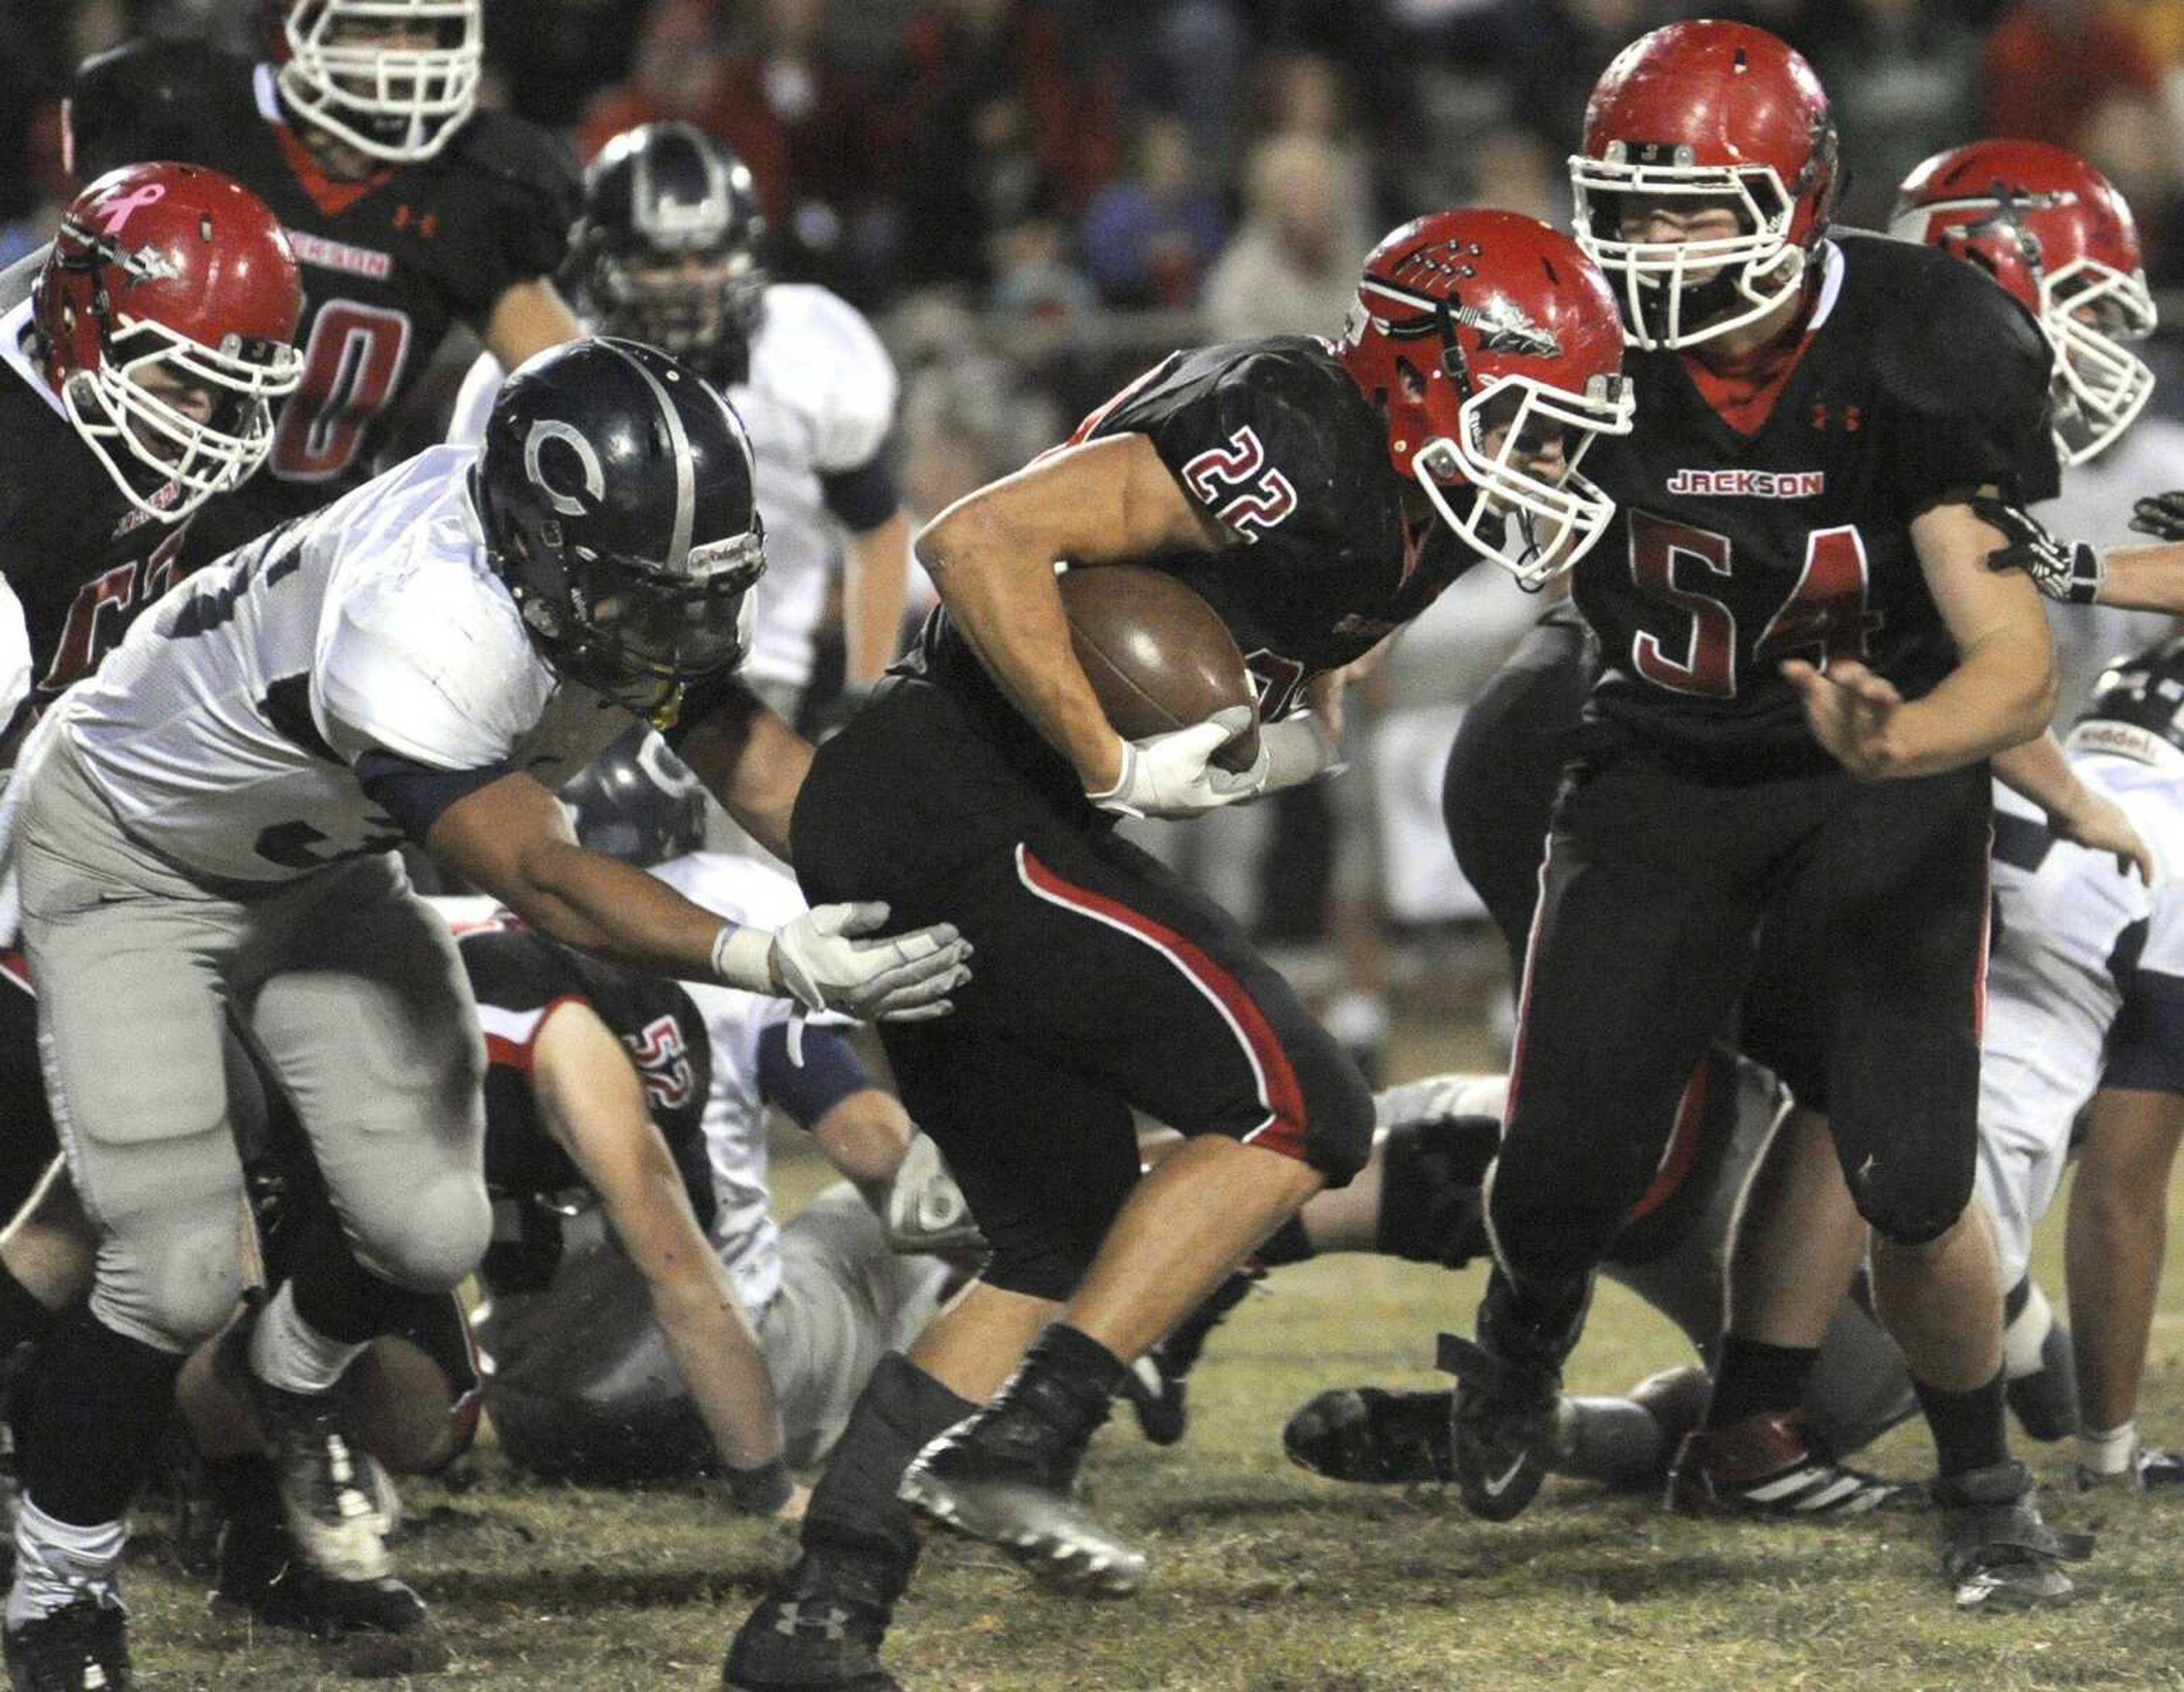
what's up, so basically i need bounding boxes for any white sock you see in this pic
[7,1497,125,1627]
[2077,1420,2139,1476]
[249,1283,367,1397]
[2004,1281,2055,1380]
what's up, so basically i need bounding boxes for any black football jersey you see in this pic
[67,40,580,562]
[1574,231,2059,776]
[0,291,196,752]
[903,337,1472,808]
[460,925,716,1228]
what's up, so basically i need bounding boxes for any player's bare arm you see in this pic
[426,768,967,1017]
[916,432,1228,794]
[530,1000,803,1516]
[483,276,582,370]
[1787,494,2056,779]
[844,509,913,687]
[1992,732,2156,881]
[671,682,815,862]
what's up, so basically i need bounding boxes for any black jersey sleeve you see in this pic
[1876,254,2060,510]
[432,111,583,328]
[1097,341,1379,569]
[67,40,240,179]
[459,926,591,1022]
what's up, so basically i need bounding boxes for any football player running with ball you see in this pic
[0,339,967,1692]
[1445,20,2087,1610]
[722,207,1635,1692]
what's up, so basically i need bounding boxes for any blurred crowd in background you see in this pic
[6,0,2184,1069]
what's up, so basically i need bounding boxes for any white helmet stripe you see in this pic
[605,340,694,576]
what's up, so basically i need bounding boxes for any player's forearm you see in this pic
[672,690,813,863]
[1991,731,2086,820]
[843,512,912,685]
[919,512,1121,791]
[647,1261,791,1479]
[499,843,748,983]
[1884,625,2055,776]
[2094,543,2184,615]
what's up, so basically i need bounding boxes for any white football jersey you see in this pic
[649,849,832,1318]
[449,283,898,694]
[1982,750,2184,1166]
[56,445,631,883]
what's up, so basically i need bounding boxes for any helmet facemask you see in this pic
[63,296,302,522]
[2042,259,2156,465]
[496,506,767,713]
[1571,152,1806,351]
[278,0,483,164]
[592,249,764,386]
[1417,373,1633,591]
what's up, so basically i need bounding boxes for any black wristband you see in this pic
[725,1457,794,1516]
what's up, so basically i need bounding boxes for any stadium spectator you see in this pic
[1984,0,2162,147]
[1079,112,1225,308]
[1202,131,1366,341]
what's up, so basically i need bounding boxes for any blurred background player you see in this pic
[0,162,301,761]
[65,0,583,571]
[450,121,913,739]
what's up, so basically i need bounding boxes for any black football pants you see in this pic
[1488,745,1992,1305]
[793,680,1374,1303]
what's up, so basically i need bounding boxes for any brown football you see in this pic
[1058,565,1261,773]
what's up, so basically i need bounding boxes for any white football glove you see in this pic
[1086,706,1269,820]
[717,903,971,1021]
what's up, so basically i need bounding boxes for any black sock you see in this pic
[2003,1274,2030,1325]
[18,1309,183,1525]
[1703,1335,1819,1430]
[1014,1323,1126,1413]
[287,1210,445,1346]
[1913,1368,2008,1478]
[0,1259,58,1350]
[803,1352,974,1596]
[1257,1215,1315,1267]
[203,1453,280,1522]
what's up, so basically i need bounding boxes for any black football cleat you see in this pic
[1283,1387,1453,1484]
[1937,1460,2092,1611]
[1120,1270,1259,1447]
[212,1317,399,1588]
[2004,1317,2079,1443]
[215,1501,425,1637]
[3,1596,131,1692]
[1666,1411,1901,1519]
[899,1400,1144,1599]
[723,1555,903,1692]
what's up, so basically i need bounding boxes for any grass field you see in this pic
[123,1013,2184,1691]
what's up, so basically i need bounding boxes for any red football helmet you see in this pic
[263,0,483,163]
[1570,20,1838,351]
[1335,209,1632,590]
[35,164,304,521]
[1891,139,2154,465]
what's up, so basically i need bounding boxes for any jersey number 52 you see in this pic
[1629,511,1879,699]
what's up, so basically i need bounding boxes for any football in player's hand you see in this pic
[1058,566,1261,772]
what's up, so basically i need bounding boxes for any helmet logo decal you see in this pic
[96,182,167,238]
[524,419,606,517]
[122,244,186,284]
[1455,297,1562,359]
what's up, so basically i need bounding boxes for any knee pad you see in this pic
[1375,1115,1499,1268]
[91,1208,246,1353]
[1850,1159,1974,1250]
[978,1221,1095,1304]
[351,1170,492,1294]
[1301,1061,1375,1186]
